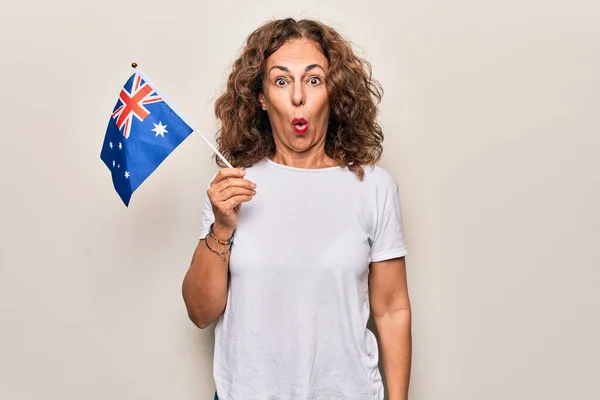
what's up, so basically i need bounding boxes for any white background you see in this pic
[1,1,599,399]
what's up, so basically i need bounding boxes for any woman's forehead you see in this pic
[266,39,328,70]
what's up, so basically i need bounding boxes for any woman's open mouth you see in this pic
[292,117,308,134]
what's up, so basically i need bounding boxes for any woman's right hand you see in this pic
[207,168,256,234]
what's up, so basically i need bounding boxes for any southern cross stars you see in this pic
[106,119,169,182]
[152,121,168,138]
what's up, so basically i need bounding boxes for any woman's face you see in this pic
[259,38,330,155]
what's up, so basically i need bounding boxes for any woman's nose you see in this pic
[292,84,305,106]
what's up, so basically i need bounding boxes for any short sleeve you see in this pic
[369,172,408,262]
[199,173,217,239]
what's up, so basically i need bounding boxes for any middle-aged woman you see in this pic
[182,18,412,400]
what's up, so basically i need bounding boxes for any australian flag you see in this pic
[100,70,193,206]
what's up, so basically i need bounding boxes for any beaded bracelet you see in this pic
[204,232,230,261]
[204,223,234,261]
[209,223,234,246]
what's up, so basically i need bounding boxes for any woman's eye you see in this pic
[308,77,321,85]
[275,78,287,86]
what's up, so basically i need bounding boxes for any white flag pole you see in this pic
[131,62,234,169]
[193,129,233,168]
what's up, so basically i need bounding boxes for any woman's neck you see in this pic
[270,148,337,169]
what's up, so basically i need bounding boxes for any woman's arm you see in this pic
[182,223,234,329]
[369,256,412,400]
[182,168,256,329]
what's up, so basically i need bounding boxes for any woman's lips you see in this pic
[293,124,308,134]
[292,117,308,134]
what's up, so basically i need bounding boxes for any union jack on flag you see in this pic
[111,73,164,139]
[100,69,194,206]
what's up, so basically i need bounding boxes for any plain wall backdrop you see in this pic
[1,1,598,399]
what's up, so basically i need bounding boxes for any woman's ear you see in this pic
[258,93,267,111]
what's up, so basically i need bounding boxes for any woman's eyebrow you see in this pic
[304,64,325,73]
[268,64,326,73]
[269,65,289,73]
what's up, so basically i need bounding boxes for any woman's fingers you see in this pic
[209,177,256,205]
[215,177,256,192]
[207,168,256,224]
[211,168,246,185]
[226,195,254,209]
[215,186,256,203]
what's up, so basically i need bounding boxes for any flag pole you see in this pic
[130,62,234,169]
[193,129,233,168]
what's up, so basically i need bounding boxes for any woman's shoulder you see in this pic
[360,164,398,190]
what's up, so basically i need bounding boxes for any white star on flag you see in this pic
[152,121,168,138]
[119,142,123,150]
[124,171,130,179]
[112,160,115,167]
[109,141,113,149]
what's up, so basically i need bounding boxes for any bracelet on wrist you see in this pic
[204,231,231,262]
[209,223,234,246]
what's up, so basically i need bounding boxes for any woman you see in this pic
[182,18,412,400]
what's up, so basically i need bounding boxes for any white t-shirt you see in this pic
[200,158,408,400]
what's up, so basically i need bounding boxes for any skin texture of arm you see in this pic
[369,256,412,400]
[182,224,233,329]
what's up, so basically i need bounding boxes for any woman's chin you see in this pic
[288,136,314,152]
[275,131,322,153]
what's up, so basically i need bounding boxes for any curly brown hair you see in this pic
[214,18,384,179]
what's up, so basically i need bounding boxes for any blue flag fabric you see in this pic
[100,70,194,206]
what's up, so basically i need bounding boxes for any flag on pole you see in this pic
[100,68,194,206]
